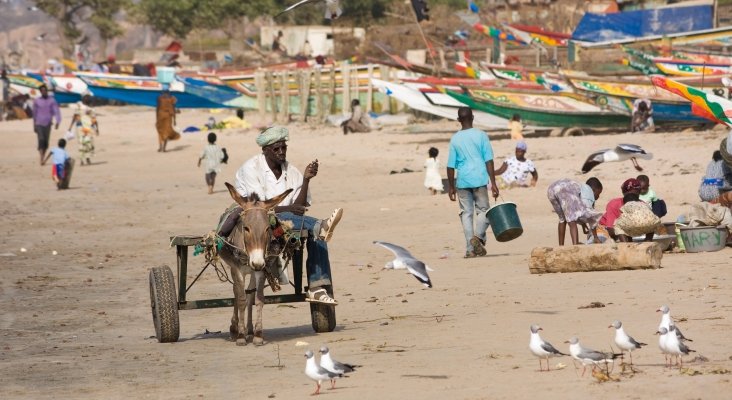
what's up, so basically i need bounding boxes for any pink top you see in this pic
[599,197,623,227]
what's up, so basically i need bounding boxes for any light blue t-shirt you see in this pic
[447,127,494,189]
[580,183,595,208]
[50,147,69,165]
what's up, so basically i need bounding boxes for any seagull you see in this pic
[609,320,646,365]
[305,350,344,395]
[665,326,696,369]
[319,346,359,388]
[373,241,433,288]
[34,33,47,41]
[529,324,568,371]
[657,305,692,342]
[565,337,621,377]
[656,327,672,367]
[581,144,653,173]
[276,0,343,20]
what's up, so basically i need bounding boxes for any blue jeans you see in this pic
[457,187,491,252]
[277,212,332,288]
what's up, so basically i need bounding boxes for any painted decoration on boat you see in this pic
[651,75,732,126]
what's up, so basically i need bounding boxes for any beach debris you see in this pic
[373,241,433,288]
[578,302,605,309]
[20,248,27,253]
[295,341,309,347]
[52,250,58,255]
[389,168,415,175]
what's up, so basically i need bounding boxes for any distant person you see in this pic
[631,99,654,132]
[302,40,313,58]
[509,114,524,140]
[546,178,603,245]
[155,89,180,152]
[33,84,61,165]
[494,141,537,188]
[0,69,9,121]
[341,99,370,135]
[107,55,121,74]
[699,150,727,202]
[42,138,70,189]
[198,132,226,194]
[423,147,443,195]
[446,107,499,258]
[272,31,287,55]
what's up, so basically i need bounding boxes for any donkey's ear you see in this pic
[262,188,294,210]
[225,182,248,208]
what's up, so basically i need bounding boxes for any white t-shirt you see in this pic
[234,154,311,206]
[500,156,535,186]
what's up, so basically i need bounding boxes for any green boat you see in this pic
[446,87,631,129]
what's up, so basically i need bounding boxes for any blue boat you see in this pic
[179,76,246,108]
[76,72,230,108]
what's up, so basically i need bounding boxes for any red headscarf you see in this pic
[621,178,641,194]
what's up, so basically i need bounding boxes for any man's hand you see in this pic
[304,159,318,180]
[448,186,457,201]
[491,185,499,199]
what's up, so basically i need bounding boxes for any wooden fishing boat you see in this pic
[447,86,630,128]
[654,58,730,77]
[651,75,732,127]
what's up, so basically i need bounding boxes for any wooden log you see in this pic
[528,243,662,274]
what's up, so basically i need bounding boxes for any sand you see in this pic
[1,106,731,399]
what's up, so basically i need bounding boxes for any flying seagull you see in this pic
[373,241,433,288]
[319,346,359,389]
[609,320,646,365]
[565,337,621,377]
[276,0,343,20]
[304,350,344,395]
[581,144,652,173]
[529,324,567,371]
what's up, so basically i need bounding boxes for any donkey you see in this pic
[219,182,293,346]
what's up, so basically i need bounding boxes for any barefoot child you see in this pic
[42,138,70,189]
[423,147,443,195]
[198,132,225,194]
[546,178,603,245]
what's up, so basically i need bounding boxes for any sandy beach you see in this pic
[1,106,731,399]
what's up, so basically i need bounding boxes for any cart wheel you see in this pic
[310,287,336,333]
[149,265,180,343]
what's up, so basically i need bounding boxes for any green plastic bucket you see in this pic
[486,202,523,242]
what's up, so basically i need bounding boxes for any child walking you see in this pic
[423,147,444,195]
[198,132,226,194]
[42,138,70,189]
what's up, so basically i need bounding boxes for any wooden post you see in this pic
[281,70,289,123]
[528,243,663,274]
[410,7,439,76]
[439,49,447,70]
[366,64,374,113]
[315,68,323,120]
[267,71,277,122]
[327,67,336,116]
[352,65,360,112]
[255,70,266,115]
[342,64,351,115]
[299,69,311,121]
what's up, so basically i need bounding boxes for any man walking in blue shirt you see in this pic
[447,107,499,258]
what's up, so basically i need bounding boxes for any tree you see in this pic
[132,0,276,39]
[33,0,130,56]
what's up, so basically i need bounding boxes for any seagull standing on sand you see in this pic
[665,326,696,369]
[581,144,652,173]
[319,346,359,388]
[656,327,672,367]
[657,305,692,342]
[373,241,433,288]
[276,0,343,20]
[529,325,568,371]
[305,350,344,395]
[565,337,621,377]
[609,320,646,365]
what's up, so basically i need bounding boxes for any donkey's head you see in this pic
[225,183,293,270]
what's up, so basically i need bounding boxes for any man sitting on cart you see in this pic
[219,126,342,305]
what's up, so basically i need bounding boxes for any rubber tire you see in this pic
[310,287,336,333]
[562,127,585,137]
[149,265,180,343]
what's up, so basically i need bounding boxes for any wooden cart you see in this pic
[148,233,336,343]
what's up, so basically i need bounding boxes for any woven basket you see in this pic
[615,202,661,237]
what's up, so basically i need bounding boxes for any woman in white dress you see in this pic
[424,147,444,195]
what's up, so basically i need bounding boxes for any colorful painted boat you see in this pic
[76,72,228,108]
[651,75,732,126]
[177,75,249,109]
[447,87,630,128]
[565,74,708,124]
[371,78,509,129]
[7,73,43,98]
[654,58,729,77]
[48,75,88,103]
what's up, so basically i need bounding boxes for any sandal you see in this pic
[306,288,338,305]
[318,208,343,242]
